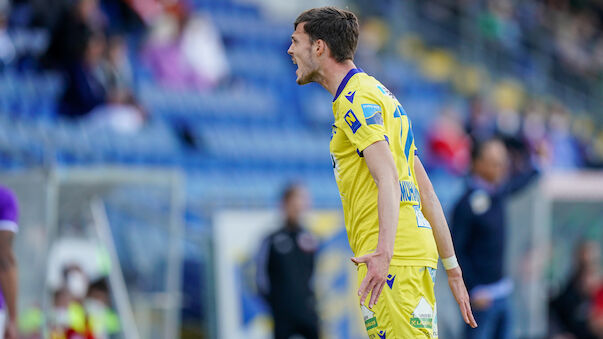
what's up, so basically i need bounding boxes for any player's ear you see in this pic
[314,39,326,57]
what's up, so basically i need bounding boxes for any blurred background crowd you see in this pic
[0,0,602,338]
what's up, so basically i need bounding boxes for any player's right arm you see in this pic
[414,155,477,328]
[337,91,396,309]
[351,140,400,309]
[0,230,18,339]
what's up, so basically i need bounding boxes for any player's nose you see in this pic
[287,44,293,56]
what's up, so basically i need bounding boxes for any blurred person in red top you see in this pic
[427,105,471,174]
[591,287,603,337]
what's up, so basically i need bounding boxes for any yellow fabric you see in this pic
[330,70,438,268]
[68,302,87,333]
[358,265,438,338]
[50,331,67,339]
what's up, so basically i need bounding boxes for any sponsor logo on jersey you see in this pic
[273,233,293,254]
[344,109,361,134]
[361,305,378,331]
[362,104,384,126]
[376,84,396,99]
[345,91,356,103]
[378,330,386,339]
[296,232,317,253]
[400,181,421,204]
[409,297,434,330]
[414,205,431,229]
[386,274,395,289]
[470,189,491,215]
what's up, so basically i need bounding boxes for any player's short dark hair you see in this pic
[294,7,359,63]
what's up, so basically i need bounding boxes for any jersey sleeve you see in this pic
[0,187,19,233]
[336,91,387,152]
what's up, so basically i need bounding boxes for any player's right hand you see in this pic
[447,266,478,328]
[351,251,391,309]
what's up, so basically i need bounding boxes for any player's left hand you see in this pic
[351,251,391,309]
[447,267,478,328]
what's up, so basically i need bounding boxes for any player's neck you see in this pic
[317,60,357,97]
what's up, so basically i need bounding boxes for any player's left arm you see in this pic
[414,155,477,328]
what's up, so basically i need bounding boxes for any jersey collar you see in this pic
[333,68,364,102]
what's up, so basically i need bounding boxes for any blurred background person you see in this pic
[256,183,319,339]
[427,104,472,175]
[0,0,16,71]
[50,286,73,338]
[58,30,107,118]
[84,278,119,339]
[141,1,228,91]
[591,280,603,338]
[0,185,18,339]
[49,264,96,339]
[42,0,106,70]
[451,138,539,339]
[0,0,603,338]
[87,33,147,134]
[549,240,601,339]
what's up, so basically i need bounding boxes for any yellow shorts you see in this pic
[358,265,438,338]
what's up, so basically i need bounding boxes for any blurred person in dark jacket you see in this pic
[256,184,319,339]
[451,138,538,339]
[550,241,601,339]
[43,0,105,69]
[59,31,107,118]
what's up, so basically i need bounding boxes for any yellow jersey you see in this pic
[330,68,438,268]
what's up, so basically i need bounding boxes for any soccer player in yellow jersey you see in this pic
[288,7,477,338]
